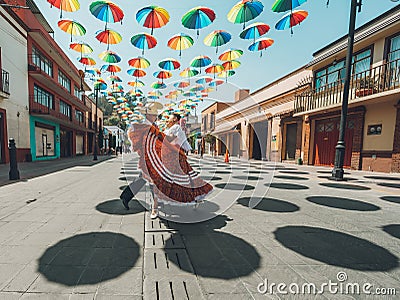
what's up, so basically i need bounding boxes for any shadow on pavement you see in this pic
[215,183,255,190]
[268,183,309,190]
[279,170,309,175]
[365,176,400,181]
[274,226,399,271]
[382,224,400,240]
[306,196,380,211]
[274,175,309,181]
[163,216,261,279]
[232,175,263,181]
[377,182,400,189]
[237,197,300,213]
[380,196,400,204]
[200,175,222,181]
[96,199,145,215]
[319,182,370,191]
[37,232,140,286]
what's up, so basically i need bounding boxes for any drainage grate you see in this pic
[145,218,175,232]
[143,278,204,300]
[144,249,194,275]
[145,232,184,249]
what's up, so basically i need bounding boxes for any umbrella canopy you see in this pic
[227,0,264,29]
[131,33,157,55]
[204,30,232,53]
[222,60,241,70]
[218,70,236,82]
[190,55,212,73]
[179,68,199,79]
[57,19,85,42]
[190,84,204,92]
[158,58,181,71]
[93,81,107,90]
[128,56,150,69]
[248,37,274,56]
[148,90,163,97]
[205,64,224,78]
[70,42,93,57]
[95,29,122,49]
[78,56,96,66]
[272,0,307,13]
[167,33,194,57]
[195,76,213,84]
[153,70,172,82]
[182,91,196,97]
[98,50,121,63]
[108,75,122,82]
[239,22,270,41]
[275,10,308,34]
[173,81,190,88]
[127,80,145,87]
[48,0,80,18]
[136,5,170,35]
[101,64,121,73]
[209,79,225,87]
[218,48,244,61]
[181,6,216,36]
[151,81,167,89]
[89,0,124,26]
[127,68,146,77]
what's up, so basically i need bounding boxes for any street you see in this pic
[0,155,399,299]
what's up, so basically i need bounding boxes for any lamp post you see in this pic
[93,86,99,161]
[331,0,362,180]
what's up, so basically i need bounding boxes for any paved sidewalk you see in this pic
[0,155,399,299]
[0,155,114,187]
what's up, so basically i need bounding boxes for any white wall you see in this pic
[0,8,30,149]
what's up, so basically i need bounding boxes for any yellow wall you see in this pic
[363,100,397,151]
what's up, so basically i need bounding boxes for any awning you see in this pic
[213,122,241,135]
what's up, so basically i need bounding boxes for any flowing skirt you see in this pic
[128,124,213,204]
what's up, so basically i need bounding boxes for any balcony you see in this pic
[294,58,400,115]
[30,96,90,131]
[0,69,10,99]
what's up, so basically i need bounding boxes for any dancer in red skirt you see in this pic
[128,115,213,219]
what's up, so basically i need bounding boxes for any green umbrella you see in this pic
[271,0,307,13]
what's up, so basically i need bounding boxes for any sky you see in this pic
[34,0,399,111]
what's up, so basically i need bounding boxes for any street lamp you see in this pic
[331,0,362,180]
[93,85,100,161]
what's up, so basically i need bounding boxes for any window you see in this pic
[75,110,83,123]
[314,48,372,89]
[58,70,71,92]
[60,100,71,118]
[202,115,208,131]
[74,85,81,99]
[34,85,54,109]
[210,112,215,129]
[388,34,400,62]
[32,46,53,77]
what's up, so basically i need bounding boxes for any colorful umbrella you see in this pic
[179,68,199,80]
[151,81,167,89]
[85,69,97,76]
[78,56,96,66]
[57,19,85,42]
[95,29,122,50]
[128,57,150,69]
[108,75,122,82]
[158,58,181,71]
[181,6,216,37]
[136,6,170,35]
[239,22,270,42]
[173,81,190,88]
[248,38,274,57]
[227,0,264,29]
[272,0,307,13]
[127,68,146,78]
[209,79,225,90]
[275,10,308,34]
[131,33,157,55]
[204,30,232,53]
[98,50,121,63]
[190,55,212,73]
[93,81,107,90]
[195,76,213,84]
[222,60,241,71]
[70,42,93,57]
[128,80,145,87]
[48,0,80,18]
[218,70,236,82]
[167,33,194,57]
[190,84,204,92]
[148,90,163,97]
[218,49,243,61]
[205,64,224,78]
[101,64,121,73]
[89,0,124,28]
[153,70,172,83]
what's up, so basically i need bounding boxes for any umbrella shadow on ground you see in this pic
[278,170,309,175]
[274,226,399,271]
[382,224,400,240]
[364,175,400,181]
[96,199,145,215]
[237,197,300,213]
[306,196,380,211]
[161,215,261,279]
[267,182,309,190]
[377,182,400,189]
[319,182,370,191]
[274,175,309,181]
[215,183,255,190]
[37,232,140,286]
[380,196,400,204]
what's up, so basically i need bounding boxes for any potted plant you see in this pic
[356,76,378,97]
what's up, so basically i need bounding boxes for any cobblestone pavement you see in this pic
[0,154,399,299]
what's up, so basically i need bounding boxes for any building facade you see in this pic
[0,2,30,163]
[295,5,400,173]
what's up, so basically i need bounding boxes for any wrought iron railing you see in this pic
[295,58,400,114]
[1,69,10,95]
